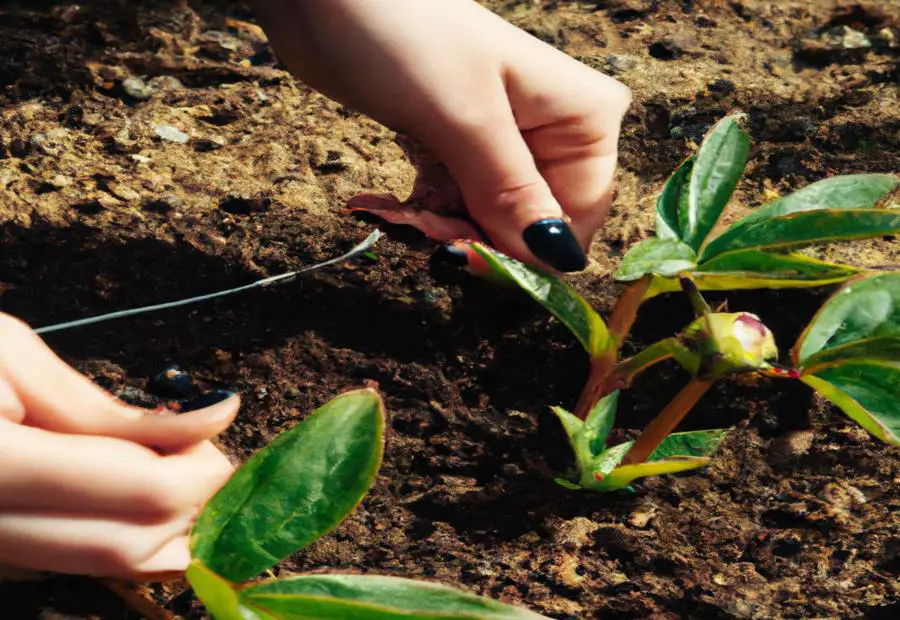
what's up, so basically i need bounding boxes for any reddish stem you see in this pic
[574,355,615,420]
[608,278,651,347]
[620,378,715,465]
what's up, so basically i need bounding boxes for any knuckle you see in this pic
[80,538,144,576]
[137,464,193,516]
[0,313,31,338]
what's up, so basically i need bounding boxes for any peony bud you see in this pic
[680,312,778,378]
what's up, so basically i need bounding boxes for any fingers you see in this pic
[0,419,233,517]
[423,83,587,273]
[0,511,195,578]
[0,314,239,451]
[0,418,233,579]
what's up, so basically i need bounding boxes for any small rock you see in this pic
[602,54,638,74]
[154,125,190,144]
[149,365,194,399]
[822,26,872,50]
[627,506,657,528]
[551,517,600,549]
[769,429,815,464]
[122,76,154,100]
[148,75,184,91]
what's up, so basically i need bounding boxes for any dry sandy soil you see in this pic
[1,1,898,618]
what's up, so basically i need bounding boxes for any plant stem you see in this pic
[607,338,679,390]
[99,580,176,620]
[574,354,615,420]
[608,278,651,347]
[620,378,714,465]
[573,278,651,419]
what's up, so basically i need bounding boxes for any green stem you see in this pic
[607,338,679,390]
[679,276,711,317]
[620,378,715,465]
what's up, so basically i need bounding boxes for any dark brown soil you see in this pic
[1,1,899,618]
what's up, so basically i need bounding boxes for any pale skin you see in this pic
[0,0,629,579]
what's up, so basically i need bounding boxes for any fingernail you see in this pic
[180,390,237,413]
[522,219,587,272]
[432,244,469,267]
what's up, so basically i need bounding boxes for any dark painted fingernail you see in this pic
[432,244,469,267]
[148,364,194,399]
[522,219,587,272]
[180,389,237,412]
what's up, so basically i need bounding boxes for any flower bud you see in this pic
[680,312,778,378]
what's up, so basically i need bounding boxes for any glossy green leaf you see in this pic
[800,336,900,370]
[471,243,612,357]
[240,575,549,619]
[642,268,858,300]
[700,209,900,261]
[187,562,268,620]
[794,272,900,364]
[615,238,697,281]
[583,391,619,455]
[680,114,750,250]
[591,429,727,491]
[698,249,860,279]
[656,156,694,240]
[191,389,385,582]
[802,361,900,445]
[704,174,899,258]
[647,429,728,461]
[596,457,714,491]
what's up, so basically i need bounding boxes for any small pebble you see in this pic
[154,125,190,144]
[122,76,154,100]
[148,365,194,399]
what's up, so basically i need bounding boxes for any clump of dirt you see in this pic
[1,1,899,618]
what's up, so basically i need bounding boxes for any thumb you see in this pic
[0,314,238,452]
[426,103,587,273]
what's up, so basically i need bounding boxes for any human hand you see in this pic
[252,0,631,272]
[0,314,237,579]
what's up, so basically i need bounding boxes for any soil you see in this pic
[1,1,899,618]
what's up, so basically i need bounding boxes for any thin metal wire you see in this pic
[34,230,383,335]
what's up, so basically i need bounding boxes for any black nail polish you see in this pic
[432,244,469,267]
[180,389,237,412]
[522,219,587,272]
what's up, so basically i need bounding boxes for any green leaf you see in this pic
[794,272,900,364]
[656,156,694,240]
[584,391,620,455]
[802,361,900,445]
[680,114,750,250]
[800,336,900,370]
[240,574,549,619]
[700,209,900,261]
[471,243,612,357]
[615,238,697,281]
[589,430,727,491]
[642,267,859,300]
[187,562,269,620]
[190,389,385,582]
[595,457,714,491]
[698,249,860,279]
[647,429,728,461]
[704,174,899,257]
